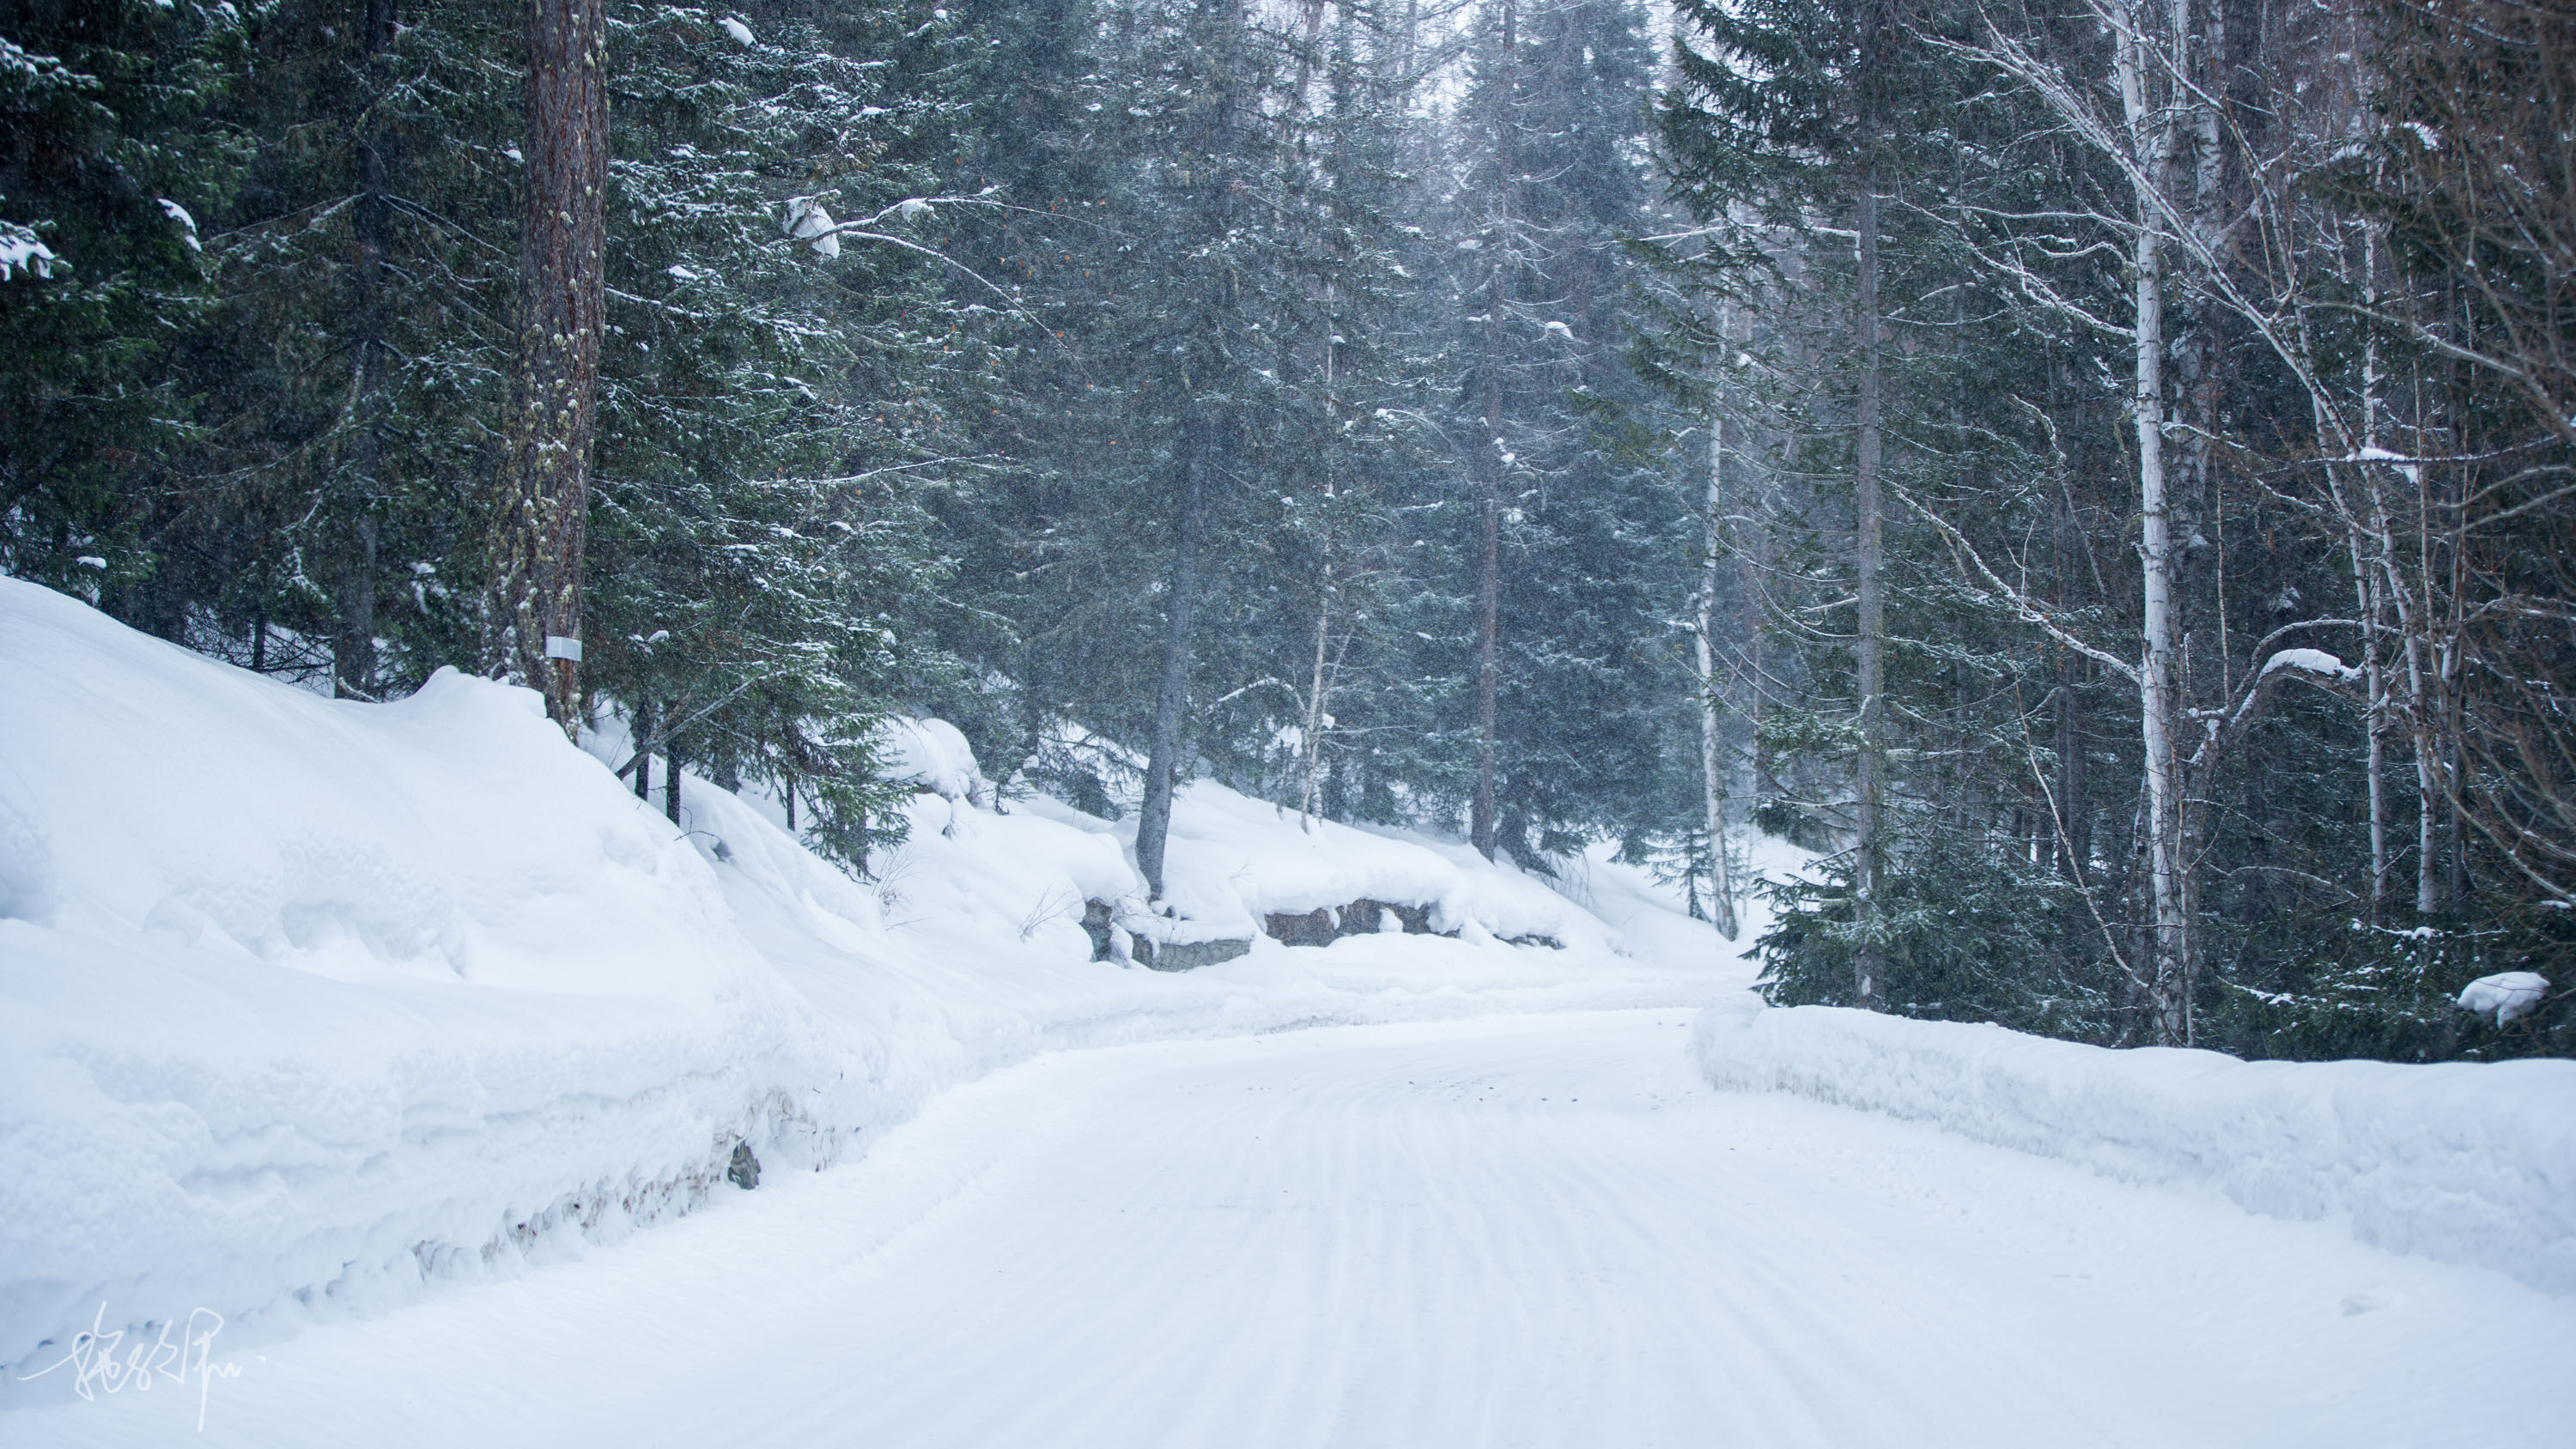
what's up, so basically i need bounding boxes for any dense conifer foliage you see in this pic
[1660,0,2576,1055]
[3,0,2565,1055]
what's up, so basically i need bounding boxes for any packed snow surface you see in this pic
[11,1013,2573,1446]
[1694,997,2576,1293]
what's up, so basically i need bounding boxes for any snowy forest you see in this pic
[3,0,2570,1063]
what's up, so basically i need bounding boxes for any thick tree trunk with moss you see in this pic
[488,0,609,737]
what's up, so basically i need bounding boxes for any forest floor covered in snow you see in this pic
[0,576,1769,1394]
[5,576,2574,1445]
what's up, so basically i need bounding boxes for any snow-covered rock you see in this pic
[1136,781,1614,953]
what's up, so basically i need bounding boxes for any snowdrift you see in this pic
[1693,998,2576,1293]
[0,578,1741,1377]
[0,581,859,1375]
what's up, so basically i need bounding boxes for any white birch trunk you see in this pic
[2360,223,2392,913]
[2117,0,2192,1043]
[1698,405,1740,940]
[1300,555,1332,833]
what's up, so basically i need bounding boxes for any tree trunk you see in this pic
[1300,555,1333,831]
[1472,391,1502,861]
[1750,458,1778,809]
[336,518,378,698]
[2359,224,2393,915]
[1291,0,1328,113]
[2409,633,2443,916]
[665,721,683,826]
[336,0,395,702]
[2357,441,2443,917]
[488,0,610,738]
[1852,166,1886,1008]
[1300,289,1340,833]
[1135,440,1207,898]
[2057,659,2088,874]
[1697,402,1741,940]
[2117,2,2193,1044]
[2049,385,2091,879]
[1133,0,1244,898]
[1468,0,1516,864]
[632,700,653,801]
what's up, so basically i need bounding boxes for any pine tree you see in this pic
[1430,0,1686,869]
[0,0,245,603]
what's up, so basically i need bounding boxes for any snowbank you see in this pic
[0,581,854,1375]
[0,577,1745,1379]
[1692,999,2576,1293]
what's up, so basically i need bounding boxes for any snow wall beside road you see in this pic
[1693,998,2576,1294]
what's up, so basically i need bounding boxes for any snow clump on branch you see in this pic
[2458,972,2551,1027]
[782,196,839,258]
[2256,647,2360,683]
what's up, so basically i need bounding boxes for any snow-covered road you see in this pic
[16,1009,2573,1447]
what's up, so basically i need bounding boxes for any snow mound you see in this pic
[874,715,993,808]
[1692,1000,2576,1294]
